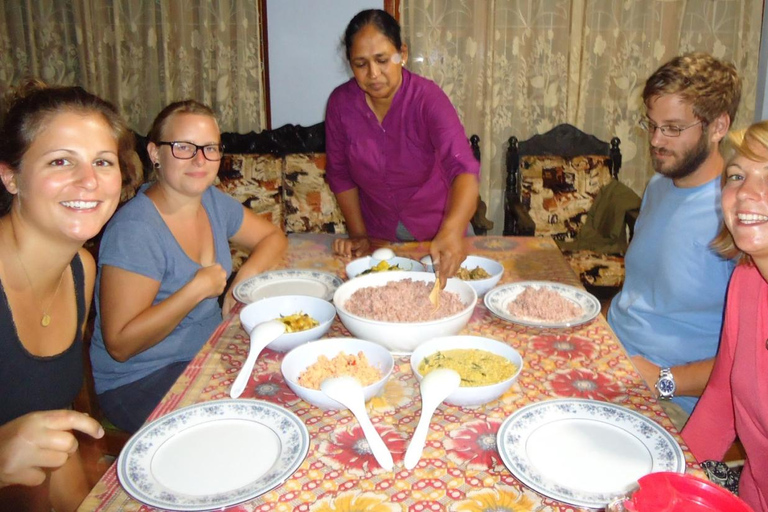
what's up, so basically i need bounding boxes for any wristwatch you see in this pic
[655,367,676,400]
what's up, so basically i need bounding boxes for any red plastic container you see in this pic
[606,472,754,512]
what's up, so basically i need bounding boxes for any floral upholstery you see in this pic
[520,154,613,242]
[282,153,346,234]
[215,153,284,228]
[562,250,625,288]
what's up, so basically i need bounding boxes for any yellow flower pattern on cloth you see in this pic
[309,490,402,512]
[451,486,537,511]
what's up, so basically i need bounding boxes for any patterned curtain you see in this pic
[0,0,266,134]
[402,0,762,233]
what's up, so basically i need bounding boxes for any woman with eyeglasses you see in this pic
[89,100,287,433]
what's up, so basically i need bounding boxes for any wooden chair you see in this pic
[503,124,640,295]
[469,134,494,235]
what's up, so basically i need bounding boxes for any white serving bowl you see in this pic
[333,271,477,353]
[345,256,425,279]
[281,338,394,409]
[410,335,523,407]
[239,295,336,352]
[420,254,504,297]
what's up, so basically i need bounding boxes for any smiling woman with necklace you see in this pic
[0,81,133,512]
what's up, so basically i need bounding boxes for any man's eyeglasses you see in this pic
[638,119,704,137]
[158,141,224,161]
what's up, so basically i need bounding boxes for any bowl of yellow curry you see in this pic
[346,256,425,279]
[239,295,336,352]
[410,335,523,407]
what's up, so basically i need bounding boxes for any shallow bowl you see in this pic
[281,338,394,409]
[239,295,336,352]
[346,256,425,279]
[333,271,477,353]
[410,335,523,407]
[420,254,504,297]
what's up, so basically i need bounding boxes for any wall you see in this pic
[267,0,381,128]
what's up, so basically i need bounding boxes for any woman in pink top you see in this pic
[682,120,768,511]
[325,9,480,284]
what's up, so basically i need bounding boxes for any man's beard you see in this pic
[651,132,710,180]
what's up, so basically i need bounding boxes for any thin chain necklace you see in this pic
[10,229,67,327]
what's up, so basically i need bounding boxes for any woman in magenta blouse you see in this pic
[325,9,480,283]
[681,120,768,511]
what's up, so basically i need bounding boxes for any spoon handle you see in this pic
[348,402,394,471]
[230,352,258,399]
[230,321,285,399]
[403,403,437,469]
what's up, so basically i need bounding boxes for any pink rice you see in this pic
[506,286,583,322]
[344,279,466,322]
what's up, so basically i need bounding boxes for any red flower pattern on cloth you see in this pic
[318,423,406,475]
[251,373,301,404]
[529,334,595,359]
[444,417,503,471]
[549,368,625,401]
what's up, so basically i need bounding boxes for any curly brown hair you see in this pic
[711,121,768,264]
[643,52,741,125]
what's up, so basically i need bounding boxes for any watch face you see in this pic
[658,378,675,395]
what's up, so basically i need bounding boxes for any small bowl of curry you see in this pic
[239,295,336,352]
[420,255,503,297]
[410,335,523,407]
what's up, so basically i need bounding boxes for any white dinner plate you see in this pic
[118,399,310,511]
[497,399,685,509]
[484,281,600,328]
[234,269,343,304]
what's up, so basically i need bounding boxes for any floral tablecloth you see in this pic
[80,235,699,512]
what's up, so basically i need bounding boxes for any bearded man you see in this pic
[608,53,742,428]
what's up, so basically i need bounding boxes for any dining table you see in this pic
[79,233,702,512]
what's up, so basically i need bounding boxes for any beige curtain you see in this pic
[403,0,762,233]
[0,0,266,134]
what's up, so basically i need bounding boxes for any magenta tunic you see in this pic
[682,264,768,511]
[325,69,480,241]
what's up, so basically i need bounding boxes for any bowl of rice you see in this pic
[239,295,336,352]
[420,254,504,297]
[346,256,425,279]
[410,335,523,407]
[281,338,394,409]
[333,271,477,353]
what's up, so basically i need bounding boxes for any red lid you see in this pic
[627,472,753,512]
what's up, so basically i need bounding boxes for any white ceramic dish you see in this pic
[496,399,685,508]
[233,270,343,304]
[410,335,523,407]
[346,256,425,279]
[333,271,477,353]
[281,338,394,410]
[239,295,336,352]
[421,254,504,297]
[484,281,600,328]
[117,399,309,511]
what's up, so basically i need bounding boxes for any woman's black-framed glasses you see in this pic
[158,141,224,161]
[638,119,705,137]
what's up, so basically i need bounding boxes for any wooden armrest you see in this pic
[471,197,494,235]
[504,201,536,236]
[625,208,639,241]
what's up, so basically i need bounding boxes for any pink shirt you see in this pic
[325,69,480,241]
[682,263,768,511]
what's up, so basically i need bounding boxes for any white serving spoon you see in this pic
[404,369,461,470]
[230,320,286,399]
[320,376,394,471]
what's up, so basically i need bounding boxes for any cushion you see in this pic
[216,153,283,271]
[520,155,613,242]
[282,153,346,234]
[563,250,625,288]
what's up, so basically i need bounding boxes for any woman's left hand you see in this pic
[429,228,467,288]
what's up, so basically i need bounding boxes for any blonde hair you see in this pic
[643,53,741,125]
[712,120,768,263]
